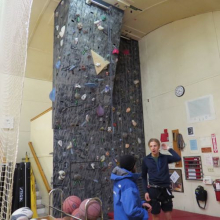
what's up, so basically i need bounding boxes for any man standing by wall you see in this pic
[142,138,181,220]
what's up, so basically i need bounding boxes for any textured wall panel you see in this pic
[52,0,145,218]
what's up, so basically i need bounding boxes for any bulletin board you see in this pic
[183,156,203,181]
[169,169,184,193]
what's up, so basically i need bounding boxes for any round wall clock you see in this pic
[175,85,185,97]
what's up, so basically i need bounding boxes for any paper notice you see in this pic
[170,171,180,183]
[203,153,213,166]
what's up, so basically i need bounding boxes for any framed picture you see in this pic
[169,169,184,193]
[187,126,194,136]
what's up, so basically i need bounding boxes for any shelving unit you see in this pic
[183,156,203,181]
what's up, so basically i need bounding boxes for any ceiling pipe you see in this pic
[86,0,110,10]
[120,35,130,40]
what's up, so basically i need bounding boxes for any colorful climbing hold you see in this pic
[55,60,61,69]
[131,120,137,127]
[84,83,98,88]
[49,88,56,102]
[125,144,130,149]
[126,107,131,113]
[97,105,104,117]
[101,15,106,21]
[77,23,83,30]
[112,48,119,54]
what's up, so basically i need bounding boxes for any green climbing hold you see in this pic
[101,15,106,21]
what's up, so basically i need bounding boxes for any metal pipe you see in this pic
[48,206,82,220]
[120,35,130,40]
[49,188,63,217]
[85,197,103,220]
[91,0,109,10]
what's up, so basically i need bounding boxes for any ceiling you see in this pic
[26,0,220,81]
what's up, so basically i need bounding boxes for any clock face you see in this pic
[175,86,185,97]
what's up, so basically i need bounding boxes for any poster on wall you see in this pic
[185,95,216,123]
[169,169,184,193]
[189,139,198,152]
[199,136,212,147]
[203,153,213,166]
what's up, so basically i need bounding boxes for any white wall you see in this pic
[139,12,220,216]
[18,77,52,162]
[30,109,53,213]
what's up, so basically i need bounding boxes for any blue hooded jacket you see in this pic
[110,167,149,220]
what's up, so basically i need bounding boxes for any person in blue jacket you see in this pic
[111,155,152,220]
[142,138,181,220]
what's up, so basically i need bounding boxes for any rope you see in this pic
[177,133,185,150]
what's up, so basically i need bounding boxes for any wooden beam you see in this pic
[28,142,51,193]
[172,129,182,167]
[30,107,52,122]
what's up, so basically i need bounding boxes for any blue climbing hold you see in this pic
[69,65,76,71]
[84,83,98,88]
[49,88,56,102]
[55,60,61,69]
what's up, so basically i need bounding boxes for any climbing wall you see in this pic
[113,38,146,174]
[52,0,145,217]
[52,0,123,216]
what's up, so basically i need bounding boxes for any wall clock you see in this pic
[175,85,185,97]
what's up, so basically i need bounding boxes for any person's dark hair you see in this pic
[148,138,160,147]
[119,155,136,171]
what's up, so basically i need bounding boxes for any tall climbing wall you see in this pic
[52,0,145,217]
[52,0,124,216]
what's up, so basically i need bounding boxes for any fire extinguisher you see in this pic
[213,179,220,201]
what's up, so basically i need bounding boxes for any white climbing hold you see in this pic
[98,25,104,31]
[94,20,101,25]
[75,83,81,88]
[81,94,87,100]
[134,79,140,85]
[74,37,78,44]
[66,142,73,149]
[91,163,95,169]
[59,26,65,38]
[132,120,137,127]
[60,39,63,46]
[58,140,62,147]
[100,155,105,162]
[86,0,92,4]
[58,170,65,180]
[86,114,90,122]
[95,63,101,67]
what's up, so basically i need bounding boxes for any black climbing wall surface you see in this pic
[52,0,145,217]
[113,38,146,173]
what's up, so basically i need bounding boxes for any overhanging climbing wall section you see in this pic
[113,38,146,175]
[52,0,123,216]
